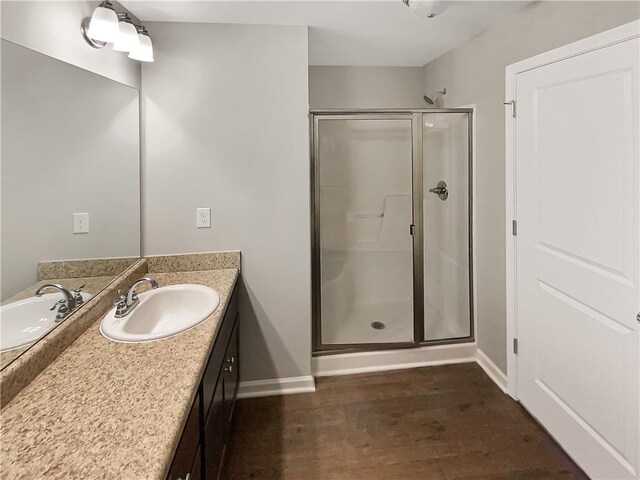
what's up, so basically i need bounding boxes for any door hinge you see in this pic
[504,100,516,118]
[512,220,517,236]
[513,338,518,354]
[410,224,415,236]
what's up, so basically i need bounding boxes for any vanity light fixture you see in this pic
[112,13,139,53]
[128,27,154,62]
[403,0,449,18]
[82,1,119,47]
[81,2,153,62]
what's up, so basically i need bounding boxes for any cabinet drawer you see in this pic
[202,285,238,419]
[167,389,201,480]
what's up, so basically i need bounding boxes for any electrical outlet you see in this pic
[73,213,89,234]
[196,207,211,228]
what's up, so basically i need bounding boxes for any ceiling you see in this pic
[121,1,529,66]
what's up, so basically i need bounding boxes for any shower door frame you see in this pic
[310,109,474,355]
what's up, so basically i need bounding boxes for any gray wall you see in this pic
[309,66,425,109]
[1,40,140,300]
[141,23,311,382]
[422,1,640,373]
[0,1,140,88]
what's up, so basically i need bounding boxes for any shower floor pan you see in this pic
[321,300,469,346]
[322,301,413,345]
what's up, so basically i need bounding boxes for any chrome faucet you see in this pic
[35,283,78,321]
[113,277,159,318]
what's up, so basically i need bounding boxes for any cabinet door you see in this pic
[203,376,225,480]
[222,318,239,424]
[167,390,201,480]
[202,287,239,420]
[190,443,202,480]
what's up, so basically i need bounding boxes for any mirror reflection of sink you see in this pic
[100,284,220,343]
[0,292,93,352]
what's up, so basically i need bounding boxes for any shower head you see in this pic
[423,88,447,105]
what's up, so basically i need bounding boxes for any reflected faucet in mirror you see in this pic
[35,284,85,321]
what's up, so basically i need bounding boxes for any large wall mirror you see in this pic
[0,40,141,369]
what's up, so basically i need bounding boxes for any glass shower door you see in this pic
[315,116,415,347]
[422,113,471,341]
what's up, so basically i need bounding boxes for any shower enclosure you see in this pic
[311,109,473,353]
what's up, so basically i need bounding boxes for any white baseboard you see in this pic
[312,343,478,377]
[238,375,316,399]
[238,347,506,400]
[476,348,508,393]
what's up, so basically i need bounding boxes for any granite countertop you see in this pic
[1,268,239,479]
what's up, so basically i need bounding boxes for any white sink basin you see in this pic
[100,284,220,343]
[0,291,92,352]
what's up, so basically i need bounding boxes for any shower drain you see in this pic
[371,321,386,330]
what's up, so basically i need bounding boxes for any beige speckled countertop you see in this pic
[1,268,239,479]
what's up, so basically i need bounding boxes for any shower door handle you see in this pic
[428,180,448,201]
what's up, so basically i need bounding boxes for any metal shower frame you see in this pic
[310,108,475,355]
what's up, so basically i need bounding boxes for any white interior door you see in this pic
[515,37,639,479]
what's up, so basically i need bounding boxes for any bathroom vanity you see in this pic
[0,258,241,480]
[0,19,245,480]
[168,279,239,480]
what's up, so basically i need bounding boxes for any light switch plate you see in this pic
[196,207,211,228]
[73,213,89,234]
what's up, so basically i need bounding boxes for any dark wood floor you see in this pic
[223,363,587,479]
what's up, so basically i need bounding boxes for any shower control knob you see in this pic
[428,180,449,201]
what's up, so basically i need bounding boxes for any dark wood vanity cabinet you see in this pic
[166,389,202,480]
[204,319,239,479]
[167,284,239,480]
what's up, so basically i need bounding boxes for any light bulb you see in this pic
[404,0,449,19]
[87,1,119,43]
[113,15,140,53]
[128,30,154,62]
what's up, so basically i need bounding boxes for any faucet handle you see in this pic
[49,300,71,321]
[49,299,65,311]
[73,284,86,305]
[113,294,128,316]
